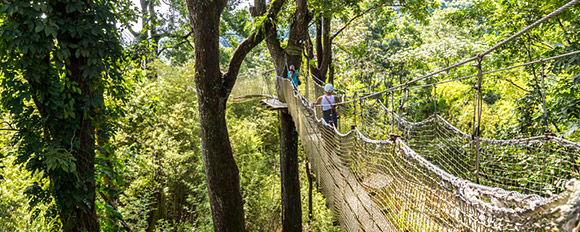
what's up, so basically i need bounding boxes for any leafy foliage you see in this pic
[0,0,126,229]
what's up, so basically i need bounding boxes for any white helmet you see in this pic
[324,83,333,93]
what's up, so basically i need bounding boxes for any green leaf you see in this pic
[35,23,44,33]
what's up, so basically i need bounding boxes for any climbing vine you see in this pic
[0,0,126,230]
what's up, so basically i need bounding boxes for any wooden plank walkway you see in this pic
[260,98,288,110]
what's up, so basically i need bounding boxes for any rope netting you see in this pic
[229,70,277,102]
[353,98,580,198]
[276,74,580,231]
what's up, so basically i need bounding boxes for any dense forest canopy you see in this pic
[0,0,578,231]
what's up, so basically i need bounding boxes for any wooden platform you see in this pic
[260,98,288,110]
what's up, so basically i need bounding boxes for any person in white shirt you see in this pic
[314,84,345,127]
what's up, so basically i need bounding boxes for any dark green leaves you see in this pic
[43,148,77,173]
[0,0,127,229]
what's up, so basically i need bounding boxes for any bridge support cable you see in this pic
[541,60,549,133]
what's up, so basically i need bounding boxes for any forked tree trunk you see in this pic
[186,1,245,231]
[187,0,279,230]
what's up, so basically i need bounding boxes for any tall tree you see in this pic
[258,0,309,230]
[185,0,282,230]
[0,0,125,231]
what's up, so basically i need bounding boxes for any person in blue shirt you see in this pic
[288,65,301,86]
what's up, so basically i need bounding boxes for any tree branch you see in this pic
[305,34,316,69]
[262,0,287,76]
[223,29,266,93]
[557,18,572,45]
[223,0,285,94]
[495,75,529,92]
[319,15,331,79]
[151,30,192,39]
[331,3,400,41]
[157,31,193,54]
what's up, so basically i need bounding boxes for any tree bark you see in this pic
[263,0,308,231]
[187,0,282,230]
[186,1,246,231]
[65,117,99,232]
[280,110,301,231]
[52,3,99,230]
[307,14,332,84]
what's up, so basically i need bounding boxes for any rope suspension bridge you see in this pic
[231,0,580,230]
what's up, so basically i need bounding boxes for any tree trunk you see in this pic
[55,4,99,229]
[280,110,301,231]
[187,0,303,230]
[264,0,308,231]
[55,108,99,232]
[68,123,99,231]
[186,1,247,231]
[197,95,245,231]
[307,14,332,84]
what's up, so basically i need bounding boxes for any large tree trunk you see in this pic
[49,56,100,232]
[53,3,99,230]
[188,0,277,230]
[264,0,308,231]
[280,110,301,231]
[186,1,246,231]
[2,0,125,230]
[187,0,296,230]
[68,120,99,231]
[197,95,245,231]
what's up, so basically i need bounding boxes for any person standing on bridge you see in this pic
[314,83,345,127]
[288,65,301,86]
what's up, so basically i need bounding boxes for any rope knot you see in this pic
[389,133,400,143]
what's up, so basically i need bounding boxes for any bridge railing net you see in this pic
[378,101,580,198]
[282,77,580,231]
[229,71,277,102]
